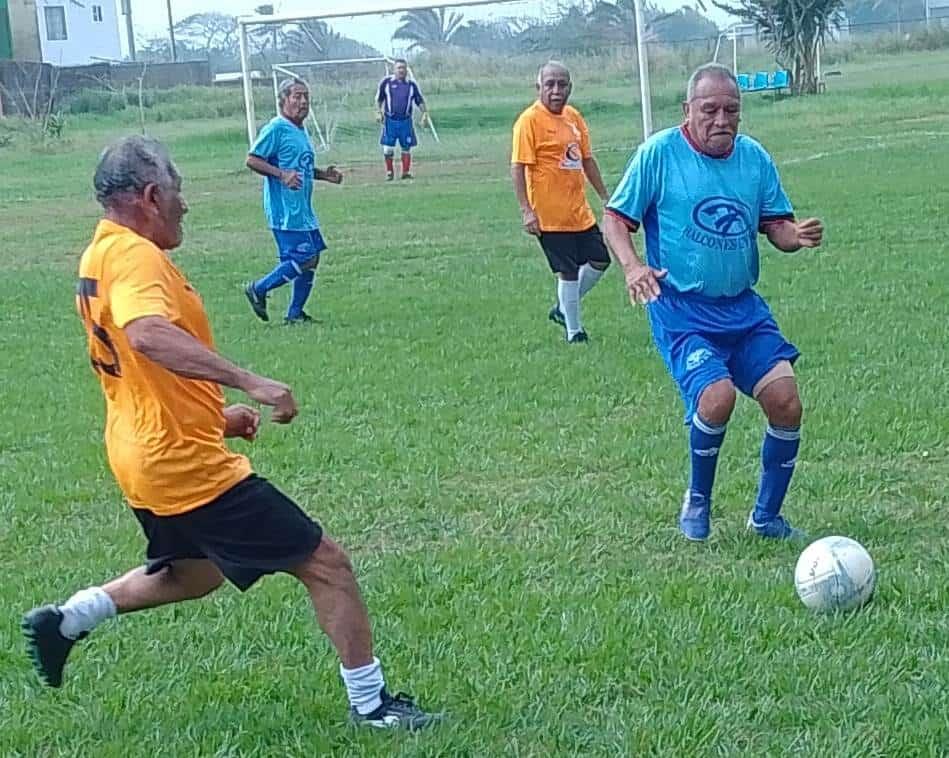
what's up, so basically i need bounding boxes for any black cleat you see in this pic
[22,605,84,688]
[385,172,394,182]
[284,311,314,325]
[350,689,443,731]
[567,330,589,343]
[244,282,269,322]
[400,172,413,180]
[548,305,566,328]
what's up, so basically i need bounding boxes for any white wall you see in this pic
[36,0,121,65]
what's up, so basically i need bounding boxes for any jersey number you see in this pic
[77,277,121,378]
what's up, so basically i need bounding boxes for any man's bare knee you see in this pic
[759,378,802,427]
[697,379,737,425]
[293,537,355,589]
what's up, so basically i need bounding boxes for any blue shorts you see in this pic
[272,229,326,266]
[381,116,417,150]
[647,288,800,424]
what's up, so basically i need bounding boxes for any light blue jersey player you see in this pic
[244,78,343,325]
[603,63,824,542]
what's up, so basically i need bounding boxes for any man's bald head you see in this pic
[536,61,572,114]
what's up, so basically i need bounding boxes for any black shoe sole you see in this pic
[244,285,269,322]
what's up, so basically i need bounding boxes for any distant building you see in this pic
[1,0,123,64]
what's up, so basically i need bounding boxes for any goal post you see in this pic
[236,0,654,147]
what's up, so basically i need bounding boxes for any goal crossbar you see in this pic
[238,0,542,146]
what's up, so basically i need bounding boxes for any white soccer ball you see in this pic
[794,536,875,612]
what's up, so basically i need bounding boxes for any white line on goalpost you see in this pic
[237,0,653,147]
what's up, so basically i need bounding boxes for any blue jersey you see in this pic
[249,116,318,232]
[607,126,794,298]
[377,77,424,119]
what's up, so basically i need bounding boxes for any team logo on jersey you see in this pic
[298,151,314,177]
[692,196,752,237]
[560,142,583,170]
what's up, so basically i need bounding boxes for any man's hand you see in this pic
[242,376,298,424]
[521,207,541,236]
[320,165,344,184]
[794,217,824,248]
[280,169,303,190]
[624,263,668,305]
[375,111,384,124]
[224,404,261,441]
[420,112,430,127]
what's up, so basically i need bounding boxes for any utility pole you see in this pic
[122,0,136,61]
[166,0,177,62]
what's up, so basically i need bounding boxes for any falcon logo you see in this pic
[692,196,752,238]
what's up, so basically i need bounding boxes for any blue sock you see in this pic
[754,425,801,523]
[288,269,314,319]
[254,259,301,296]
[689,414,727,503]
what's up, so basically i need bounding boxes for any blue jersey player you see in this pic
[244,78,343,325]
[603,63,824,542]
[376,59,427,181]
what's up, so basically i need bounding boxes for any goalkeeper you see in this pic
[375,59,427,181]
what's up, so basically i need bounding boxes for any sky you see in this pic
[122,0,738,58]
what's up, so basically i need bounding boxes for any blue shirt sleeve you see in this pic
[759,151,794,225]
[249,119,280,162]
[377,79,387,104]
[412,82,424,106]
[606,142,658,230]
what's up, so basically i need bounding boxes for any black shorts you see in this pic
[132,475,322,591]
[538,225,610,276]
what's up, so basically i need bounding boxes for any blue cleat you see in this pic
[679,490,711,541]
[548,305,566,328]
[746,511,806,540]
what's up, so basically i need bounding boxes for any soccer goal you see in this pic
[236,0,656,149]
[270,56,440,151]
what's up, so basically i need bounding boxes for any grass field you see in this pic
[1,49,948,756]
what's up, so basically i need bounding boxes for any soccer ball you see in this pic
[794,536,875,612]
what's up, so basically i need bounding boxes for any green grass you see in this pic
[1,49,949,756]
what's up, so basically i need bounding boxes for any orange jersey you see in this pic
[76,220,251,516]
[511,102,597,232]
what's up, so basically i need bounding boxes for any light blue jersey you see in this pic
[607,126,794,298]
[249,116,318,231]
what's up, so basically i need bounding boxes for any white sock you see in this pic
[58,587,116,639]
[341,656,385,715]
[558,278,581,338]
[578,263,605,298]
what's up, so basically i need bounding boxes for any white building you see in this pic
[36,0,121,65]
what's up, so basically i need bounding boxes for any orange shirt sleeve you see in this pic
[578,114,593,160]
[109,243,181,328]
[511,112,536,165]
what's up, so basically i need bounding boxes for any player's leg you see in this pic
[184,475,440,729]
[539,233,585,341]
[381,119,396,180]
[286,230,327,324]
[399,122,417,179]
[647,297,733,540]
[729,300,804,539]
[245,231,308,322]
[577,225,611,300]
[22,510,221,688]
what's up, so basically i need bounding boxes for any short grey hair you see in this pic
[686,63,739,100]
[93,135,179,208]
[277,76,308,104]
[537,60,570,85]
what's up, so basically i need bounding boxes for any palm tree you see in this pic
[394,8,464,51]
[714,0,845,94]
